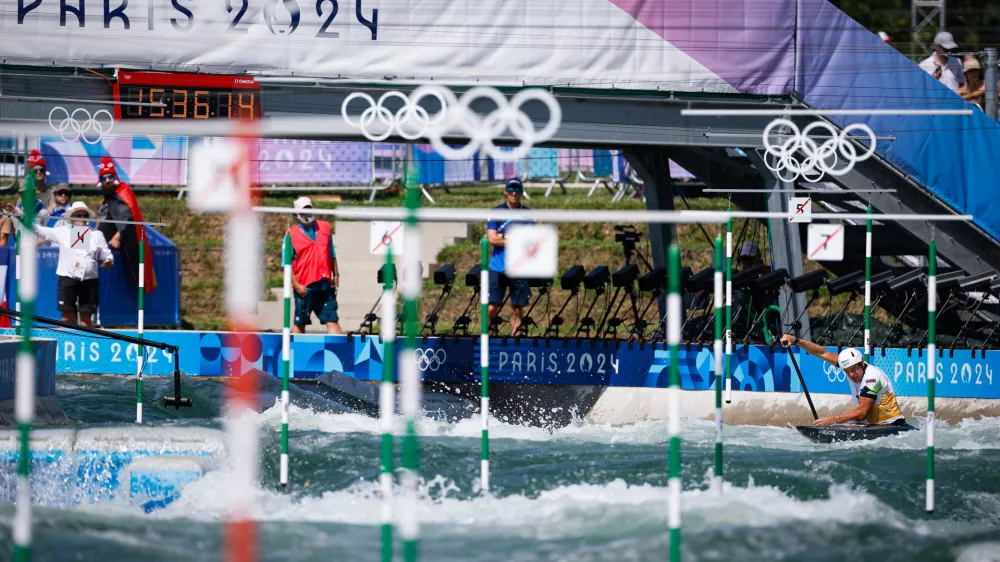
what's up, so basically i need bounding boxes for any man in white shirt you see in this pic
[34,202,114,326]
[918,31,965,93]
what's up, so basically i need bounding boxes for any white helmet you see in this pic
[838,348,863,369]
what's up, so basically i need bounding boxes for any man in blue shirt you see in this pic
[486,179,533,334]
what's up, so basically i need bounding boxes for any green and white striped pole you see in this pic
[926,238,937,513]
[14,170,38,562]
[713,234,724,493]
[399,187,422,562]
[725,211,733,404]
[666,242,682,562]
[280,232,292,487]
[379,248,396,562]
[136,232,145,424]
[863,204,872,362]
[480,237,490,492]
[14,230,20,336]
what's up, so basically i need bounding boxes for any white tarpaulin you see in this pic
[1,0,735,93]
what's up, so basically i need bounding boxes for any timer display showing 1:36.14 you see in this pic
[118,86,262,119]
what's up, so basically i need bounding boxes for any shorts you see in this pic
[488,270,531,308]
[57,276,99,314]
[294,285,340,326]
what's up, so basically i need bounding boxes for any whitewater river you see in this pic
[0,375,998,561]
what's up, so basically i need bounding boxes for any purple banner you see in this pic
[256,140,373,185]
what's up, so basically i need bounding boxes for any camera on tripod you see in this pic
[614,225,642,245]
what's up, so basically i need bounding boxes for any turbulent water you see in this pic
[0,374,998,562]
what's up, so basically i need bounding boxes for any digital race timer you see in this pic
[113,71,262,120]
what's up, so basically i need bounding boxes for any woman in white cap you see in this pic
[779,333,906,427]
[918,31,965,92]
[31,201,114,327]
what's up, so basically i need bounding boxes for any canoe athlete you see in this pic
[780,334,907,427]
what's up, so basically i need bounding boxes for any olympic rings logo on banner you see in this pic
[823,361,846,383]
[761,119,877,182]
[48,107,115,145]
[341,85,562,162]
[414,348,448,371]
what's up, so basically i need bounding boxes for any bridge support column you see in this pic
[624,151,678,323]
[746,151,812,342]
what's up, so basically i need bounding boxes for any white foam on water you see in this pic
[254,401,1000,451]
[147,470,991,543]
[955,542,1000,562]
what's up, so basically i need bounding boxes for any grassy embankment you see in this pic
[76,187,877,332]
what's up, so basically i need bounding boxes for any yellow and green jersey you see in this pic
[848,365,904,425]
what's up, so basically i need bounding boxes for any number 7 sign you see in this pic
[807,224,844,262]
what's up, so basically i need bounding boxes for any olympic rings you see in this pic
[48,106,115,145]
[413,348,448,372]
[341,86,562,162]
[761,118,877,182]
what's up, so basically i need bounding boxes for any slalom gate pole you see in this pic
[379,248,396,562]
[480,237,490,492]
[399,187,422,562]
[136,231,145,424]
[725,210,733,404]
[666,242,682,562]
[13,171,37,562]
[864,204,872,362]
[713,234,724,493]
[223,129,259,562]
[927,237,937,514]
[14,230,20,336]
[280,232,292,488]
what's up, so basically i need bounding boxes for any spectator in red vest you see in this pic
[287,197,342,334]
[96,156,156,298]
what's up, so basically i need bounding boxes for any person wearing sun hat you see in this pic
[286,196,342,334]
[30,201,113,327]
[96,155,156,297]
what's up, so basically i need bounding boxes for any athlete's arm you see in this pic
[779,334,838,366]
[814,396,875,426]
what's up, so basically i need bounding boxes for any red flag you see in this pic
[113,181,157,293]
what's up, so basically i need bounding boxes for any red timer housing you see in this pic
[113,71,263,121]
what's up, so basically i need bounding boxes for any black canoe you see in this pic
[796,423,916,443]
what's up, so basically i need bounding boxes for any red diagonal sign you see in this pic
[789,198,811,222]
[371,224,403,253]
[71,228,90,248]
[809,226,843,258]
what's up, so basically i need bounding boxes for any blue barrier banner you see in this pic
[0,339,56,401]
[13,328,1000,400]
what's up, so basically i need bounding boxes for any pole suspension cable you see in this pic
[253,206,976,225]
